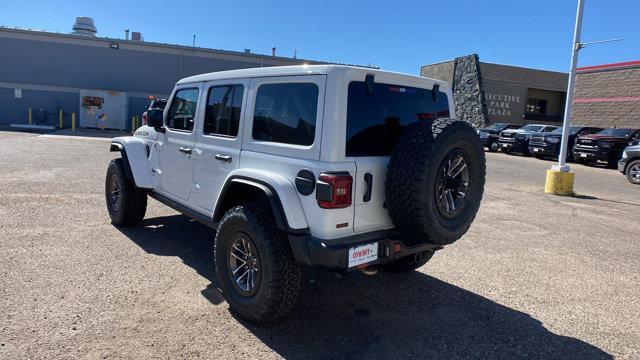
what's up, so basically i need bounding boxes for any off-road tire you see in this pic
[625,159,640,184]
[385,118,486,246]
[381,251,434,273]
[214,202,303,324]
[105,158,147,225]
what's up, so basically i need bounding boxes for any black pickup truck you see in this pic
[498,124,558,155]
[573,128,640,167]
[477,123,521,152]
[529,126,603,160]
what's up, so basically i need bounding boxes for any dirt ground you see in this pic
[1,130,639,359]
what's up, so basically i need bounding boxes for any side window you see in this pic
[204,85,244,137]
[252,83,319,146]
[166,88,199,132]
[633,131,640,139]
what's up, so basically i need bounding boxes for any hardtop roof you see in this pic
[176,65,446,86]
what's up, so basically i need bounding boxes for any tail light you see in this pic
[316,173,352,209]
[142,111,148,125]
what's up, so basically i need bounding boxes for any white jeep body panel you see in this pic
[111,135,157,189]
[117,65,453,241]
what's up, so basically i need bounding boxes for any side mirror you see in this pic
[147,109,165,130]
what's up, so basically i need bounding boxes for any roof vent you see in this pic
[71,17,97,36]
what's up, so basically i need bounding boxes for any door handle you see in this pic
[363,173,373,202]
[215,154,232,163]
[178,147,192,155]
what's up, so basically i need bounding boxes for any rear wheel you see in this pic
[214,202,302,324]
[626,160,640,184]
[105,158,147,225]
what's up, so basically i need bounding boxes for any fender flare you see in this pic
[214,173,309,234]
[110,137,154,189]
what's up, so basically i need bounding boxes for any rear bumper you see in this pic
[287,229,442,271]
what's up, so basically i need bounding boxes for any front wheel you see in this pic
[626,160,640,184]
[105,158,147,225]
[487,141,499,152]
[214,202,302,324]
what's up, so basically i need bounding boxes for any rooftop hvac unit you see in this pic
[71,17,97,36]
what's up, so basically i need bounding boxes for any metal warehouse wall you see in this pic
[0,29,310,129]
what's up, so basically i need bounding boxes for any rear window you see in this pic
[346,81,449,157]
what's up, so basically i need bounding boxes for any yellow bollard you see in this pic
[544,170,575,196]
[72,113,76,132]
[58,110,63,128]
[28,108,32,125]
[131,116,136,133]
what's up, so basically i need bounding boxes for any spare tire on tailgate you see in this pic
[385,118,485,246]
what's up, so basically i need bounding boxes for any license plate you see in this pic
[502,143,509,148]
[580,153,588,158]
[533,148,540,152]
[348,242,378,268]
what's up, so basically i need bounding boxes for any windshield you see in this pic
[484,123,507,131]
[541,126,558,133]
[551,126,582,135]
[521,125,543,132]
[597,128,634,137]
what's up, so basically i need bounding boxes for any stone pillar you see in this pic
[452,54,489,127]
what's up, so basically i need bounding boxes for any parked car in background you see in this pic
[141,98,167,126]
[498,124,558,155]
[529,125,603,160]
[618,142,640,184]
[573,128,640,167]
[477,122,521,152]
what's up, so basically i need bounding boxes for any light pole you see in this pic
[544,0,585,195]
[553,0,585,172]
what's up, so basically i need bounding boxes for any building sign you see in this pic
[14,89,22,99]
[485,92,520,117]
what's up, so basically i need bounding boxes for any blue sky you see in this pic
[2,0,638,74]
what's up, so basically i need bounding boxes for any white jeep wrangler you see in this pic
[105,65,485,323]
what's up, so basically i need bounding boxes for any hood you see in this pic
[478,128,500,134]
[578,134,630,142]
[502,129,539,136]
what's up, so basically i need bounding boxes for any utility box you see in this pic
[79,89,128,130]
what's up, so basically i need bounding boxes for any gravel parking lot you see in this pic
[1,129,639,359]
